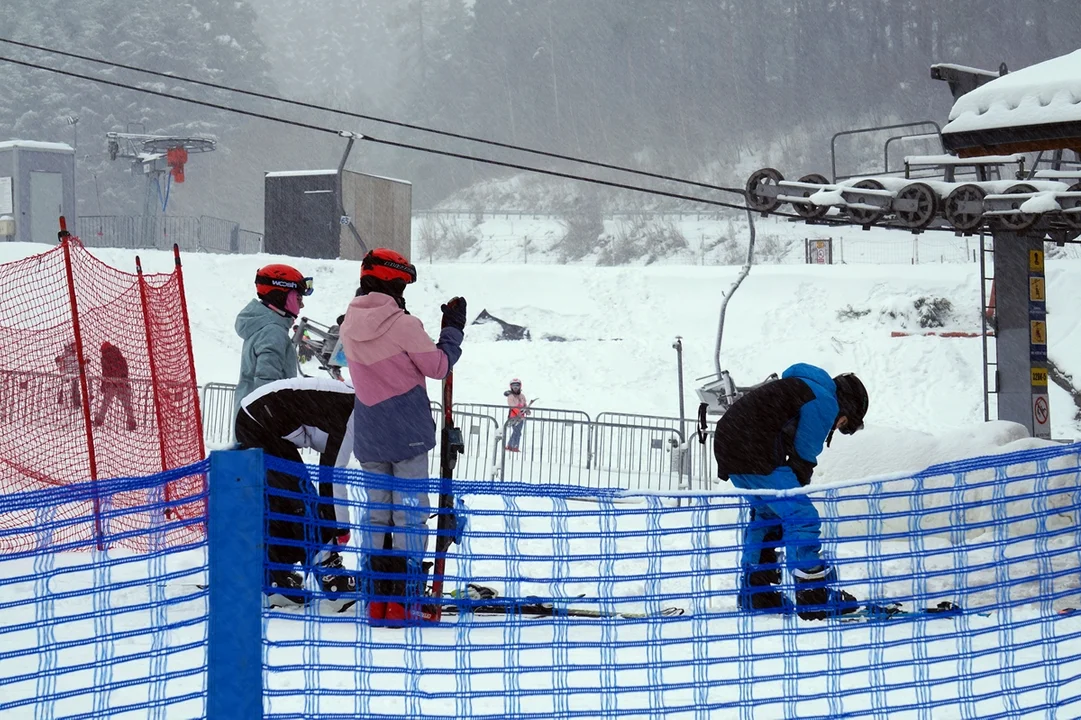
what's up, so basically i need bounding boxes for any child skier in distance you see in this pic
[504,378,529,452]
[713,363,868,621]
[94,341,137,431]
[233,264,312,415]
[338,248,466,624]
[54,341,83,409]
[234,376,357,606]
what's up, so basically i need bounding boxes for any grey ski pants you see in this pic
[360,453,431,557]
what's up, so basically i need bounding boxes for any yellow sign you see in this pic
[1029,276,1046,302]
[1031,320,1047,345]
[1031,368,1048,386]
[1029,249,1044,272]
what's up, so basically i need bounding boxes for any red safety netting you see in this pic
[0,231,205,553]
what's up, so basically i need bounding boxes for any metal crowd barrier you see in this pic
[196,382,714,490]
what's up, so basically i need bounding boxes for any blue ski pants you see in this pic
[730,466,823,573]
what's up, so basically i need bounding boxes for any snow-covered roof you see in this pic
[265,169,339,178]
[930,63,1000,79]
[904,153,1022,166]
[0,140,75,153]
[943,49,1081,136]
[345,170,412,186]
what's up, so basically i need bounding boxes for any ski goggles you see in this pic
[257,275,315,296]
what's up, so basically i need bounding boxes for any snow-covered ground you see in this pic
[4,226,1078,446]
[3,235,1081,718]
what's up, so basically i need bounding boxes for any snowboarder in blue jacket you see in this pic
[714,363,868,620]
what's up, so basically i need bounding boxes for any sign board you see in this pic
[1033,393,1050,438]
[1029,249,1044,272]
[0,176,11,215]
[1029,277,1045,302]
[1031,367,1048,387]
[806,238,832,265]
[1030,320,1047,345]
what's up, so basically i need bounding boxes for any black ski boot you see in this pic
[317,552,357,599]
[794,566,859,621]
[267,569,306,606]
[737,567,791,613]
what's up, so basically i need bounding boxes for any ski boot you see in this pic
[384,559,437,625]
[793,565,859,621]
[737,567,791,614]
[367,555,409,625]
[266,569,305,606]
[316,551,357,600]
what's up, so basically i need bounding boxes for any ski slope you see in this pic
[2,233,1077,465]
[3,236,1081,717]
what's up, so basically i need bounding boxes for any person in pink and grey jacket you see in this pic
[504,378,529,452]
[338,248,466,623]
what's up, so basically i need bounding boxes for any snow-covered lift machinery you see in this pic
[106,132,216,243]
[740,49,1081,439]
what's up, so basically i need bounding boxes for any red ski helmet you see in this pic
[255,264,313,299]
[510,378,522,388]
[361,249,417,284]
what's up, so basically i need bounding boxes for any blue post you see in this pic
[208,449,264,720]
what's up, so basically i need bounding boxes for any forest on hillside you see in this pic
[1,0,1079,231]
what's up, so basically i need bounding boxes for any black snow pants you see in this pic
[234,412,339,568]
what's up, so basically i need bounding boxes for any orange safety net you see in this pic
[0,231,205,553]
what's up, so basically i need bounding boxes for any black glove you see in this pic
[788,454,816,487]
[441,296,467,331]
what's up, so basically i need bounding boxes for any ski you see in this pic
[424,355,464,623]
[440,598,684,620]
[266,596,359,614]
[836,600,983,622]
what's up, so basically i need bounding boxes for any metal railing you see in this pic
[197,382,717,491]
[77,215,264,254]
[201,382,238,446]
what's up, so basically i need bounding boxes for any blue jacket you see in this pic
[780,363,839,469]
[234,299,297,415]
[713,362,839,484]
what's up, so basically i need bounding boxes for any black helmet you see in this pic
[833,373,868,435]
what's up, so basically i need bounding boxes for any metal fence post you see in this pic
[207,448,264,720]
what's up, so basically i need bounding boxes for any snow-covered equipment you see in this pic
[291,316,345,381]
[695,210,778,418]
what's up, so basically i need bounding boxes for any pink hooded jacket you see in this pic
[339,292,463,462]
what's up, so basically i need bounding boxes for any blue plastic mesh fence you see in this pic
[6,444,1081,719]
[0,462,209,719]
[258,444,1081,719]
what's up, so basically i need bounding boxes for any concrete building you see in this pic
[0,141,76,244]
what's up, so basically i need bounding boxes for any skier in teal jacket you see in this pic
[234,263,311,414]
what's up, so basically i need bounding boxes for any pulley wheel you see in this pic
[995,183,1038,232]
[1061,182,1081,231]
[943,184,986,233]
[846,179,886,226]
[894,182,940,230]
[793,173,830,220]
[745,168,784,213]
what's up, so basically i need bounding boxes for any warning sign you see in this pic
[1029,249,1044,272]
[1031,368,1048,387]
[1029,277,1046,302]
[1030,320,1047,345]
[1033,394,1050,434]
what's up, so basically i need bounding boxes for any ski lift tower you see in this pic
[106,132,216,244]
[737,49,1081,439]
